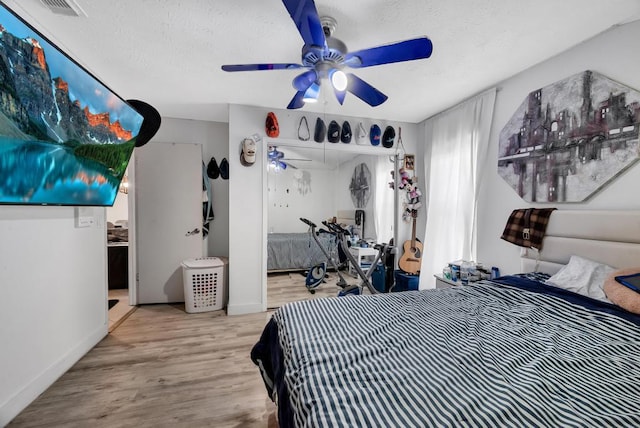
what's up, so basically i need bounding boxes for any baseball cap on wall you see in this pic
[328,120,340,143]
[382,126,395,148]
[370,124,381,146]
[266,112,279,138]
[240,138,256,166]
[341,121,352,143]
[207,157,219,179]
[314,118,326,142]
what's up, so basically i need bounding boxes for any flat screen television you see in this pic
[0,2,144,206]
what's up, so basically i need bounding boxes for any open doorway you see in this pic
[106,158,137,332]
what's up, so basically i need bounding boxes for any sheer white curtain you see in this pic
[418,89,497,289]
[374,156,394,244]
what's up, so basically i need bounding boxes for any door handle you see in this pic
[185,228,200,236]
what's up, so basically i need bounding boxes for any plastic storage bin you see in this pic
[392,270,420,292]
[361,262,386,293]
[181,257,226,313]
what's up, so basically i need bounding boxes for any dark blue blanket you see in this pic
[493,274,640,326]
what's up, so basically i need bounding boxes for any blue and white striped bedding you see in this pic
[267,232,338,271]
[253,277,640,427]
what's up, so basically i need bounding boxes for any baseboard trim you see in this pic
[0,325,107,426]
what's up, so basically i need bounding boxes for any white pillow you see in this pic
[545,255,615,302]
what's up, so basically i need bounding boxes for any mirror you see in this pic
[268,145,357,170]
[266,144,397,308]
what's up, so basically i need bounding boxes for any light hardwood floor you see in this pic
[267,270,347,309]
[9,273,347,427]
[108,288,137,333]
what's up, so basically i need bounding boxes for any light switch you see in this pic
[74,207,95,228]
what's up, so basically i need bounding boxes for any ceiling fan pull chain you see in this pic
[298,116,310,141]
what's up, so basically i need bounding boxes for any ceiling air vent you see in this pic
[39,0,87,17]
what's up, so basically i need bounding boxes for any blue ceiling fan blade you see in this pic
[268,150,285,160]
[334,86,347,105]
[292,69,318,91]
[346,74,388,107]
[288,72,317,109]
[343,37,433,68]
[222,63,304,72]
[281,0,327,49]
[287,91,306,109]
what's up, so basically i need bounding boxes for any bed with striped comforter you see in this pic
[252,275,640,427]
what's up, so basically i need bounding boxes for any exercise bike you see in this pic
[322,221,392,296]
[300,218,349,294]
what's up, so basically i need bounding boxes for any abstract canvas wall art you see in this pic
[498,70,640,202]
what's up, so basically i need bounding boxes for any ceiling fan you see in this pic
[268,145,310,170]
[221,0,433,109]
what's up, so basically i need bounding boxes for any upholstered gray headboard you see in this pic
[521,210,640,274]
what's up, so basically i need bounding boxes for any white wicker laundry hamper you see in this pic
[181,257,226,313]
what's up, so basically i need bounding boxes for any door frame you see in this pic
[127,151,138,306]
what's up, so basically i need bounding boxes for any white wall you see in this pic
[267,167,336,233]
[476,20,640,275]
[0,206,108,426]
[228,105,267,315]
[228,104,417,315]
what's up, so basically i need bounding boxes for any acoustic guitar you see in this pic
[398,210,423,274]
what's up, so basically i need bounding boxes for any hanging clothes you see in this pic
[202,161,214,238]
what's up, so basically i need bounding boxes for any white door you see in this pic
[135,142,203,304]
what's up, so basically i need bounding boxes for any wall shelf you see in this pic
[265,138,398,155]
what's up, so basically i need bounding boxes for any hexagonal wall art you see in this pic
[498,70,640,202]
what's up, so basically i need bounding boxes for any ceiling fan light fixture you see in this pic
[329,69,348,92]
[303,82,320,103]
[269,159,287,171]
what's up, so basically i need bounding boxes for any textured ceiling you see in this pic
[4,0,640,123]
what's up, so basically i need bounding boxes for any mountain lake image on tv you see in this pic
[0,3,143,206]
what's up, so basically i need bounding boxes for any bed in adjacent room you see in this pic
[253,210,640,427]
[267,211,358,272]
[267,232,338,272]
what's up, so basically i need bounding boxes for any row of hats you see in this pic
[305,118,395,148]
[265,111,396,148]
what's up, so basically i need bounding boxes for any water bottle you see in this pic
[450,264,460,282]
[460,261,473,285]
